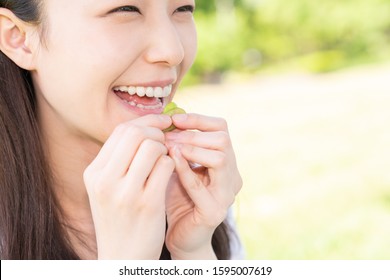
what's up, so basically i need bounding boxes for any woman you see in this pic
[0,0,242,259]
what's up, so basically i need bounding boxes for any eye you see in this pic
[175,5,195,14]
[109,6,141,14]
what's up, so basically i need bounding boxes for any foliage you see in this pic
[186,0,390,84]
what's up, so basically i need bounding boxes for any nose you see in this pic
[144,18,185,67]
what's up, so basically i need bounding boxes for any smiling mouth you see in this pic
[113,85,172,110]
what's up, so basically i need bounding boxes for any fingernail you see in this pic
[159,114,171,122]
[172,114,187,122]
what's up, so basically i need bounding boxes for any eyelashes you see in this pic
[109,5,195,15]
[175,5,195,14]
[109,6,140,14]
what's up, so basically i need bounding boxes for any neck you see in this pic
[40,117,102,259]
[44,126,99,208]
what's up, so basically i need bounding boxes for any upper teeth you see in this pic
[113,85,172,98]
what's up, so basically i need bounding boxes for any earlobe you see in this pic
[0,8,37,70]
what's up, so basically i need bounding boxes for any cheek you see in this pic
[35,29,137,97]
[180,25,198,74]
[44,17,141,75]
[188,30,198,65]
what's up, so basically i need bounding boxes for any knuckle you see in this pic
[213,152,227,168]
[161,155,175,170]
[125,124,143,138]
[217,131,231,148]
[142,139,167,156]
[136,196,163,214]
[83,166,101,191]
[182,143,195,156]
[184,130,196,141]
[114,123,143,141]
[83,165,94,183]
[187,178,201,191]
[87,178,110,199]
[189,113,200,122]
[216,117,228,131]
[142,138,154,148]
[84,168,114,198]
[115,192,134,210]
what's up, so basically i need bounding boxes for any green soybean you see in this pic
[162,102,186,132]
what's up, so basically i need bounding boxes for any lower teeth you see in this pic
[125,99,162,110]
[115,90,163,109]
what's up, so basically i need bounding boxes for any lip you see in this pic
[112,89,164,115]
[114,78,176,89]
[111,79,177,116]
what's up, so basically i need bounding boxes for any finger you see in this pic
[88,114,170,171]
[124,139,168,190]
[88,124,126,170]
[176,144,227,169]
[103,125,166,178]
[172,145,237,219]
[130,114,172,130]
[178,144,240,204]
[165,130,232,151]
[171,113,228,132]
[144,155,175,202]
[170,147,215,211]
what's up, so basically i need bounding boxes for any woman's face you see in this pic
[31,0,197,143]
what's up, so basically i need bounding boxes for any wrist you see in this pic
[170,243,217,260]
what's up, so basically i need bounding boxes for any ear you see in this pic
[0,8,38,70]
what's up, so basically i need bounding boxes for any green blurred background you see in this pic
[183,0,390,85]
[176,0,390,259]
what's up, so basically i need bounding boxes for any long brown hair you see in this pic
[0,0,231,260]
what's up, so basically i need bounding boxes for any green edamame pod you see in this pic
[162,102,186,132]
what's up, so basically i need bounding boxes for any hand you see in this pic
[164,113,242,259]
[83,114,174,259]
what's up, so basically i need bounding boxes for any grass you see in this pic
[175,63,390,259]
